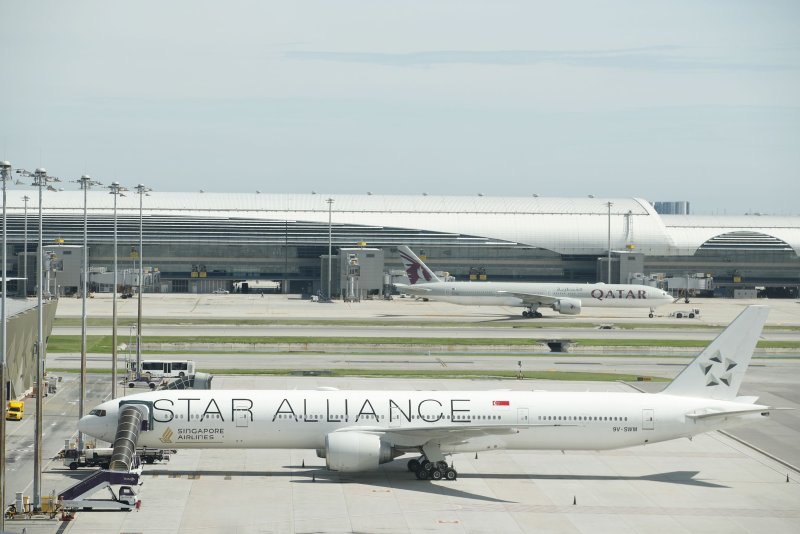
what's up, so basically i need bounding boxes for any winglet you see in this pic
[660,305,769,400]
[398,246,441,285]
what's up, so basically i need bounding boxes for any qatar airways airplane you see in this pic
[394,246,674,318]
[80,306,773,481]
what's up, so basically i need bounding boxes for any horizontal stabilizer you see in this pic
[685,407,771,421]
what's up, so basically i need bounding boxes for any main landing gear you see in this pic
[406,456,457,481]
[522,308,542,319]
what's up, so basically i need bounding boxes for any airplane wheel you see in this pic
[535,312,543,318]
[415,468,429,480]
[444,468,457,481]
[69,462,78,470]
[522,311,530,318]
[689,313,695,319]
[676,313,683,319]
[649,313,654,318]
[407,459,420,472]
[421,460,434,471]
[431,469,443,481]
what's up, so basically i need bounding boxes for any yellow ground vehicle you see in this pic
[6,400,24,421]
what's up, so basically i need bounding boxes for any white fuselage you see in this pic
[79,389,763,454]
[399,281,673,309]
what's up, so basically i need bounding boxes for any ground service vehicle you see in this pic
[64,447,114,470]
[129,360,196,381]
[5,400,24,421]
[670,308,701,319]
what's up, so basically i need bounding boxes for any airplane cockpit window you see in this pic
[89,409,107,417]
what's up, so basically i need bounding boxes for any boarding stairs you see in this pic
[58,405,147,511]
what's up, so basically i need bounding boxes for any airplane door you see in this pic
[517,408,529,424]
[234,400,251,428]
[642,409,654,430]
[389,413,401,428]
[235,411,249,428]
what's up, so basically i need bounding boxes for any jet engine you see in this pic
[325,432,400,472]
[551,298,581,315]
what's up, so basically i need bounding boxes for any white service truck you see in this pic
[669,308,701,319]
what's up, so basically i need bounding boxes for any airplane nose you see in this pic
[79,412,110,441]
[78,414,94,435]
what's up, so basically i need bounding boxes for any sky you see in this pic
[1,1,799,214]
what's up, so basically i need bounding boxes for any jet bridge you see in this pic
[58,403,150,511]
[161,372,214,390]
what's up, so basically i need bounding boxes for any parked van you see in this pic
[6,400,24,421]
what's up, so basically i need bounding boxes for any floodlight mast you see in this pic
[73,175,102,449]
[16,166,60,511]
[0,161,11,533]
[134,185,151,381]
[22,195,30,297]
[108,182,127,398]
[326,198,334,301]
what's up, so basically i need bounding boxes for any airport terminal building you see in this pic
[3,191,799,297]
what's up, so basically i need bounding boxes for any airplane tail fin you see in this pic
[660,305,769,400]
[398,246,441,285]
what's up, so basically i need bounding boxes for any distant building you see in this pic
[653,201,690,215]
[3,192,798,297]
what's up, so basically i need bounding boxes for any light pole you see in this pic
[606,201,613,284]
[74,175,101,448]
[22,195,30,297]
[0,161,11,532]
[16,166,60,510]
[326,198,334,301]
[134,185,150,380]
[108,182,127,398]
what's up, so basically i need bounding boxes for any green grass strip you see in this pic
[52,316,800,331]
[48,367,668,382]
[45,334,800,353]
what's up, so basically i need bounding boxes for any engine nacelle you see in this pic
[551,297,581,315]
[325,432,399,472]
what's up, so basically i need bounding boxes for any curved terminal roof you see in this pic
[5,191,799,257]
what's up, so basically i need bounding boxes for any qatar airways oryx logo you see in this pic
[400,252,433,285]
[591,289,648,301]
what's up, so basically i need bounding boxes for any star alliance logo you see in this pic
[160,427,174,444]
[698,350,738,387]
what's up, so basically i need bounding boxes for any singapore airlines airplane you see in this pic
[79,306,774,481]
[394,246,674,318]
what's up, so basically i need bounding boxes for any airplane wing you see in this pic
[334,422,578,448]
[496,291,559,306]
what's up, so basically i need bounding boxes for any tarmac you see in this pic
[2,294,799,533]
[53,293,800,326]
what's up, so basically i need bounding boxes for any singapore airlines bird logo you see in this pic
[160,427,174,444]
